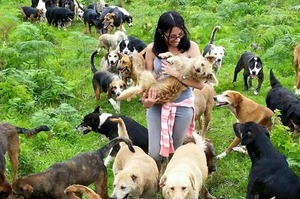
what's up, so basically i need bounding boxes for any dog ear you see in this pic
[232,92,242,107]
[22,184,34,198]
[189,174,196,190]
[206,73,218,86]
[108,83,113,99]
[205,55,216,65]
[241,131,254,145]
[159,175,167,188]
[93,106,100,113]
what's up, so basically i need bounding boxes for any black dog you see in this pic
[76,106,148,166]
[233,122,300,199]
[83,8,101,35]
[266,69,300,133]
[118,36,147,55]
[46,7,74,29]
[21,6,44,22]
[233,51,263,95]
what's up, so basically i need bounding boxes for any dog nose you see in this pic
[213,96,217,101]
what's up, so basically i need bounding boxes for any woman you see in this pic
[142,10,204,169]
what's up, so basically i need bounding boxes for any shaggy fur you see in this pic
[117,52,217,104]
[98,30,127,52]
[11,137,134,199]
[234,122,300,199]
[160,132,215,199]
[293,43,300,95]
[64,184,101,199]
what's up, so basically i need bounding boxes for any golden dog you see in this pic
[193,83,216,136]
[160,132,215,199]
[214,90,274,159]
[293,43,300,95]
[118,52,146,86]
[117,52,217,104]
[64,184,102,199]
[110,118,159,199]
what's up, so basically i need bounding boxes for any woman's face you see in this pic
[163,27,185,47]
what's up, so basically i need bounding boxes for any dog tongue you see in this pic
[250,74,257,79]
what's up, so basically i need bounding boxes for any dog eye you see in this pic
[182,187,187,191]
[121,185,126,190]
[170,187,175,191]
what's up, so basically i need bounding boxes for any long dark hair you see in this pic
[152,11,191,56]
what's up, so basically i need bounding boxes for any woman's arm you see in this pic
[145,43,155,71]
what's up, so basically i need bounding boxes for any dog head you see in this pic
[125,15,133,27]
[208,44,225,70]
[160,173,196,199]
[102,13,116,33]
[247,56,262,79]
[11,179,34,199]
[105,50,122,71]
[204,138,216,174]
[214,90,243,108]
[118,55,133,74]
[284,103,300,134]
[233,122,270,146]
[119,39,136,55]
[111,172,140,199]
[108,78,126,98]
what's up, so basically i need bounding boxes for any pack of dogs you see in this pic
[5,3,300,199]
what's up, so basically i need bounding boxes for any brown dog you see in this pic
[0,122,50,182]
[213,90,274,159]
[293,43,300,95]
[193,83,216,136]
[118,52,146,86]
[0,147,12,199]
[11,137,134,199]
[64,184,102,199]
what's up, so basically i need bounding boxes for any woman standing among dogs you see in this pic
[141,11,203,169]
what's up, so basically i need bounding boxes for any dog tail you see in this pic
[16,125,51,137]
[109,118,131,148]
[209,25,221,44]
[269,69,282,88]
[75,0,85,11]
[90,49,100,74]
[98,136,135,156]
[64,184,101,199]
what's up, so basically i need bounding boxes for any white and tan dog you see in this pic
[98,30,127,52]
[100,49,122,74]
[110,118,159,199]
[159,132,215,199]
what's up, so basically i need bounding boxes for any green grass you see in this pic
[0,0,300,198]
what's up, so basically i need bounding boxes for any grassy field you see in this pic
[0,0,300,198]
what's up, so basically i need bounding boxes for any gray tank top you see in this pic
[153,57,192,102]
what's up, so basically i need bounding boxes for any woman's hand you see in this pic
[141,87,159,108]
[161,59,181,79]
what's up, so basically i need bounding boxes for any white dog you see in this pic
[159,132,215,199]
[99,30,127,52]
[100,49,122,74]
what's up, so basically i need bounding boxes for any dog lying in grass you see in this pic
[117,52,217,103]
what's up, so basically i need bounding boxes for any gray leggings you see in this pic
[146,104,193,164]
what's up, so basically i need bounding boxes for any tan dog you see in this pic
[11,137,134,199]
[118,52,146,86]
[160,132,215,199]
[0,122,50,182]
[110,118,159,199]
[214,90,274,159]
[117,52,217,104]
[64,184,102,199]
[98,30,127,52]
[193,83,216,136]
[293,43,300,95]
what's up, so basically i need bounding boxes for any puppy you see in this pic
[160,132,215,199]
[76,106,148,166]
[266,69,300,133]
[83,8,101,36]
[233,122,300,199]
[233,51,264,95]
[117,52,217,104]
[11,137,134,199]
[91,50,126,113]
[0,147,12,199]
[64,184,101,199]
[193,83,216,136]
[111,118,159,199]
[202,26,225,75]
[293,43,300,95]
[98,30,127,52]
[214,90,273,159]
[118,51,146,86]
[21,6,44,22]
[0,122,50,182]
[118,36,147,55]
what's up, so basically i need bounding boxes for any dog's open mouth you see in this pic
[215,101,229,107]
[250,74,257,79]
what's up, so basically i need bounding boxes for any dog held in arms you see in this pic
[202,26,225,75]
[117,52,218,103]
[12,137,135,199]
[0,122,50,183]
[110,117,159,199]
[266,69,300,134]
[233,122,300,199]
[159,132,215,199]
[214,90,274,159]
[75,106,148,166]
[90,50,126,113]
[233,51,264,95]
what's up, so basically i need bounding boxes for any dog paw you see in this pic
[216,152,227,159]
[232,146,248,154]
[158,52,174,59]
[254,90,258,95]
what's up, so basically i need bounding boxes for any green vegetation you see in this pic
[0,0,299,198]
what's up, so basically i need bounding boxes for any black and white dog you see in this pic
[266,69,300,134]
[118,36,147,55]
[203,26,225,75]
[76,106,148,166]
[233,122,300,199]
[233,51,263,95]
